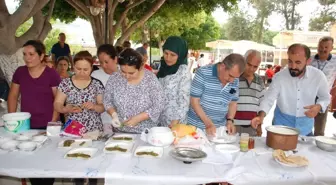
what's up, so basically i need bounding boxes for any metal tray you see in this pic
[169,147,207,164]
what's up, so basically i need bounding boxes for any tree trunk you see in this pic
[158,38,164,56]
[0,49,24,83]
[141,25,149,43]
[257,16,265,43]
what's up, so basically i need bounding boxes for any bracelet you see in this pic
[226,118,234,123]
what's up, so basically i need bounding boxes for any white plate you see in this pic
[215,144,240,154]
[17,141,37,151]
[274,157,307,168]
[1,140,20,151]
[134,146,163,158]
[104,142,134,154]
[106,134,136,144]
[64,147,98,159]
[58,139,92,148]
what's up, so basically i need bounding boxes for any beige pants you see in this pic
[314,111,328,136]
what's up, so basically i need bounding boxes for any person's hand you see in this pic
[82,102,95,110]
[304,104,322,118]
[226,120,236,135]
[168,120,179,128]
[204,118,216,137]
[330,87,336,96]
[123,116,140,128]
[111,112,122,128]
[251,116,263,129]
[63,104,82,113]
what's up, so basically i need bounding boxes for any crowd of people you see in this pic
[5,32,336,185]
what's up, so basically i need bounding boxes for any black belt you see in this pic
[239,125,252,128]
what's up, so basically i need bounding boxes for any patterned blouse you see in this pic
[158,65,191,126]
[58,77,105,132]
[103,70,165,133]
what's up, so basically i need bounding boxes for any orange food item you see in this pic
[171,124,197,138]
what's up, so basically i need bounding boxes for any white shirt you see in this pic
[310,54,336,90]
[91,69,113,124]
[198,57,206,67]
[259,66,330,117]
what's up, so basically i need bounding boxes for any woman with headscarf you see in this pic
[157,36,192,127]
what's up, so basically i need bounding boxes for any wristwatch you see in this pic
[226,118,234,123]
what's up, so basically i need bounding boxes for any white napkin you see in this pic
[202,146,233,165]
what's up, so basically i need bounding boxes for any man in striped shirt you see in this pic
[235,50,265,136]
[187,54,246,136]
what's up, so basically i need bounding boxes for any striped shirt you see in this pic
[235,74,265,125]
[187,64,239,129]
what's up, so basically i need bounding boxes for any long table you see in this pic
[0,128,335,185]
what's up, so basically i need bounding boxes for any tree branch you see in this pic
[11,0,39,29]
[116,0,166,45]
[108,0,119,44]
[0,0,9,29]
[114,0,146,36]
[15,11,46,47]
[65,0,90,17]
[46,0,56,21]
[0,0,9,15]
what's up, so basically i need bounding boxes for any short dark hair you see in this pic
[59,33,65,37]
[23,40,46,56]
[123,41,131,48]
[97,44,117,59]
[118,48,143,70]
[287,43,311,60]
[73,51,93,66]
[143,42,149,47]
[319,36,334,44]
[116,46,124,54]
[200,54,204,57]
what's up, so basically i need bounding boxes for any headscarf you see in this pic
[157,36,188,78]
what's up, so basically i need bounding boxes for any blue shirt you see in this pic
[51,42,71,60]
[187,64,239,129]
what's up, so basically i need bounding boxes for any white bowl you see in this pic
[17,141,37,151]
[32,135,48,143]
[15,135,32,141]
[1,140,19,150]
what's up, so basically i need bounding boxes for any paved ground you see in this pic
[0,102,335,137]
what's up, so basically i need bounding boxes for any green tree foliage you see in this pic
[181,15,221,50]
[274,0,306,30]
[44,29,62,54]
[223,11,253,41]
[309,2,336,31]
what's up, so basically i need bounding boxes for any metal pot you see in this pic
[266,125,299,151]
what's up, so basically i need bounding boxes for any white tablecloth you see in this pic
[0,128,335,185]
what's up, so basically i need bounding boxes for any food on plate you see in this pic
[66,153,91,159]
[79,141,86,146]
[273,149,309,166]
[171,124,197,138]
[112,136,133,141]
[63,140,75,147]
[136,151,159,157]
[105,145,127,152]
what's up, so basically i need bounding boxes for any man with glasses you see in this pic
[251,44,330,136]
[187,53,246,136]
[235,50,265,136]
